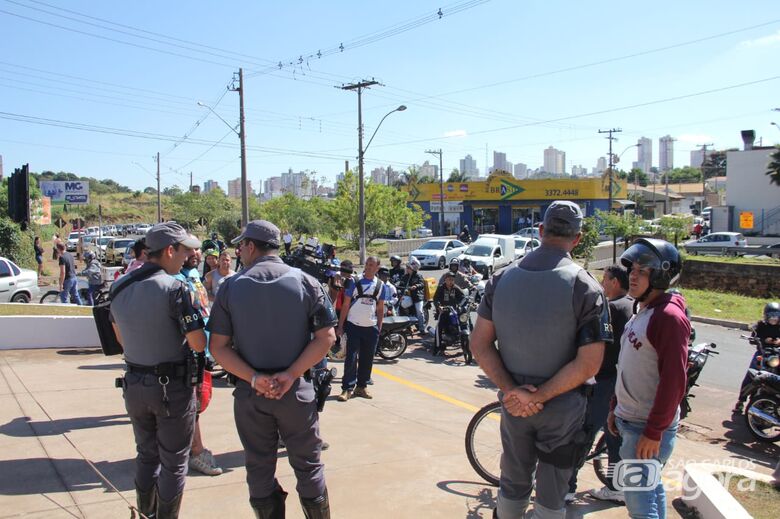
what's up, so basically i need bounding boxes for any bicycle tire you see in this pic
[589,431,611,487]
[39,290,60,304]
[465,400,502,486]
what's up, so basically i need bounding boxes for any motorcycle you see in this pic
[433,291,477,364]
[375,314,417,360]
[740,368,780,442]
[39,278,109,306]
[681,341,718,419]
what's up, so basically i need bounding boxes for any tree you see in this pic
[702,149,735,179]
[626,168,648,187]
[329,171,424,248]
[143,187,157,195]
[163,185,183,196]
[572,215,601,267]
[447,168,469,182]
[261,193,322,237]
[169,189,234,229]
[766,147,780,186]
[660,166,701,184]
[658,214,692,247]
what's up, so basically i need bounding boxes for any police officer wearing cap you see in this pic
[207,220,337,519]
[110,222,206,519]
[471,201,612,519]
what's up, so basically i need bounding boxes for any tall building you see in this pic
[228,178,253,199]
[203,179,220,193]
[543,146,566,175]
[460,154,479,177]
[595,157,607,175]
[281,168,308,196]
[571,164,587,176]
[419,161,438,179]
[632,137,653,173]
[492,151,509,173]
[370,167,387,184]
[513,163,527,179]
[659,135,674,171]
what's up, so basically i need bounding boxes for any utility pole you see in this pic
[426,149,445,235]
[664,137,677,214]
[599,128,622,263]
[697,143,713,215]
[341,79,380,265]
[189,171,193,193]
[155,152,162,223]
[230,68,249,227]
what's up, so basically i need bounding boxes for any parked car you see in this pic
[459,234,515,276]
[397,226,433,239]
[684,232,747,255]
[135,224,152,235]
[513,237,540,258]
[86,226,100,236]
[88,236,113,260]
[513,227,541,240]
[66,231,83,251]
[105,238,136,266]
[409,239,468,269]
[0,256,39,303]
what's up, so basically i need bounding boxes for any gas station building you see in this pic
[405,172,628,235]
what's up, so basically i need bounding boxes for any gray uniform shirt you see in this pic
[478,244,610,382]
[206,255,337,370]
[110,264,202,366]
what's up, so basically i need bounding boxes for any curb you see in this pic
[690,315,750,330]
[682,462,773,519]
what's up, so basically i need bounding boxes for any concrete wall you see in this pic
[0,315,100,350]
[680,259,780,298]
[726,148,780,235]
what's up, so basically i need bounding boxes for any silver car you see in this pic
[0,256,40,303]
[409,238,467,269]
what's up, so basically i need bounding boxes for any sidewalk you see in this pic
[0,346,772,518]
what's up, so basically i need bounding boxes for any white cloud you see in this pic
[444,129,467,138]
[738,30,780,49]
[677,133,714,144]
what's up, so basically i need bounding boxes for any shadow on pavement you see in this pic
[0,456,136,495]
[56,349,103,356]
[0,414,130,437]
[436,480,496,518]
[720,412,780,470]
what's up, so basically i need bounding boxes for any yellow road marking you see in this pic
[373,367,485,414]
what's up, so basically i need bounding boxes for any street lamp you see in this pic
[772,122,780,133]
[357,105,407,263]
[197,100,248,226]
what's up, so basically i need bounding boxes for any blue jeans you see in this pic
[569,376,622,492]
[86,284,101,306]
[60,277,82,305]
[616,417,678,519]
[738,351,761,400]
[341,322,379,391]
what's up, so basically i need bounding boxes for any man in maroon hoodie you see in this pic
[607,238,690,519]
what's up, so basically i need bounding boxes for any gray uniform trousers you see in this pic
[233,377,325,499]
[497,389,586,519]
[123,373,196,502]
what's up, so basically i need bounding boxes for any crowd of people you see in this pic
[98,204,778,519]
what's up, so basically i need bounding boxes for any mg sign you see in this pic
[39,180,90,205]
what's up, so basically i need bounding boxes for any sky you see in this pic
[1,0,779,192]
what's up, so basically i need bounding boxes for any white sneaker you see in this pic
[564,492,576,503]
[189,450,223,476]
[587,486,625,504]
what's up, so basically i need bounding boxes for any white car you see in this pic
[513,237,540,258]
[66,231,83,251]
[684,232,747,255]
[409,239,468,269]
[513,227,541,240]
[88,236,113,260]
[135,224,152,235]
[0,256,40,303]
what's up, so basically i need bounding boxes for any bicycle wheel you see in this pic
[589,430,612,487]
[39,290,60,304]
[465,400,502,486]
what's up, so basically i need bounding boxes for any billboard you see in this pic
[39,181,90,204]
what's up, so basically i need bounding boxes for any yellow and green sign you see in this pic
[405,173,624,203]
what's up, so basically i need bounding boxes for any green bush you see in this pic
[0,217,36,268]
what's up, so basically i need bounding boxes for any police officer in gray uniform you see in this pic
[471,201,611,519]
[110,222,206,519]
[207,220,337,519]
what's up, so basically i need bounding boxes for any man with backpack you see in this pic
[336,256,385,401]
[80,251,103,306]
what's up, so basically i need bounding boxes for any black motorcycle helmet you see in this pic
[764,302,780,322]
[620,238,681,301]
[390,255,402,267]
[449,258,460,271]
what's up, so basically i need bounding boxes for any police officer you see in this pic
[471,201,611,519]
[110,222,206,519]
[207,220,337,519]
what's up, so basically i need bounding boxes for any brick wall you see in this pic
[680,259,780,298]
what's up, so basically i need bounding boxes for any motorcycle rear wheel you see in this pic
[377,333,407,360]
[745,396,780,442]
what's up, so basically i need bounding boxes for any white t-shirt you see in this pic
[346,276,384,327]
[283,233,293,244]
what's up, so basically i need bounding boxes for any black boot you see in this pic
[156,493,182,519]
[135,485,157,518]
[251,488,288,519]
[300,489,330,519]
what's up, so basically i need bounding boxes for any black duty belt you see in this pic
[126,362,188,377]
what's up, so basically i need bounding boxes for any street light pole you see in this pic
[599,128,622,263]
[426,149,444,235]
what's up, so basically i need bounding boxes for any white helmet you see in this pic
[407,257,421,272]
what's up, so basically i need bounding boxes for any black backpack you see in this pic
[92,265,162,356]
[352,278,384,304]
